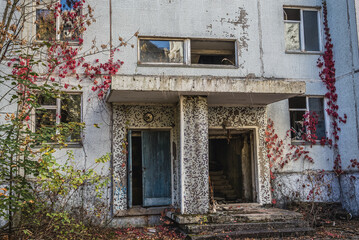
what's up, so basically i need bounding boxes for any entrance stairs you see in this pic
[166,203,314,239]
[209,170,239,201]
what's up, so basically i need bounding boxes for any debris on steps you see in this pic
[166,203,314,239]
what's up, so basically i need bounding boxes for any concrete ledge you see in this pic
[108,75,306,105]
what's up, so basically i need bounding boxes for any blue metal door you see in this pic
[142,131,171,207]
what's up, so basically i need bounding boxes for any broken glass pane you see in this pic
[309,98,325,139]
[283,8,300,21]
[60,0,81,42]
[38,95,56,105]
[61,94,81,141]
[36,9,56,41]
[290,111,306,140]
[139,40,184,63]
[289,97,306,109]
[285,22,301,51]
[36,109,56,128]
[191,40,236,65]
[303,10,320,51]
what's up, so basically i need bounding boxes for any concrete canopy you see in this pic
[107,75,306,105]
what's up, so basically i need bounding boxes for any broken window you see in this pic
[139,39,184,64]
[284,8,321,52]
[138,38,237,66]
[60,0,81,42]
[191,40,236,65]
[35,0,82,43]
[35,93,82,143]
[289,96,326,141]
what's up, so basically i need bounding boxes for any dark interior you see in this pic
[209,130,254,203]
[191,40,236,65]
[132,133,143,206]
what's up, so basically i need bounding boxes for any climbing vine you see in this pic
[316,0,348,176]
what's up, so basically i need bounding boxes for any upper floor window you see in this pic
[140,39,184,63]
[283,7,321,52]
[35,0,81,43]
[289,96,326,142]
[138,38,237,67]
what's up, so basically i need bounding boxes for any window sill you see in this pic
[138,63,238,69]
[33,143,83,149]
[285,50,324,55]
[291,140,327,146]
[34,40,81,47]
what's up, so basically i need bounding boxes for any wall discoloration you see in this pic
[208,106,271,204]
[211,7,250,55]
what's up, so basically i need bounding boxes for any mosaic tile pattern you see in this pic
[112,105,178,214]
[208,106,271,205]
[181,96,209,214]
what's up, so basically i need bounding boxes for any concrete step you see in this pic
[209,175,226,181]
[167,209,303,225]
[186,227,314,239]
[212,185,233,191]
[209,170,224,176]
[220,189,237,195]
[182,220,310,234]
[211,179,230,186]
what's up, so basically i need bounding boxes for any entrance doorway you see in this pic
[127,130,171,208]
[209,129,256,203]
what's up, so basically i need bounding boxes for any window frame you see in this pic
[288,96,328,143]
[31,92,83,146]
[137,37,238,68]
[283,6,323,54]
[33,0,82,45]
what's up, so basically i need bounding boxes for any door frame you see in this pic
[208,127,259,203]
[127,127,174,208]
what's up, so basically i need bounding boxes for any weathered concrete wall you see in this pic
[180,96,209,214]
[266,0,359,212]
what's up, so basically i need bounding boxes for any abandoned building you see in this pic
[2,0,359,230]
[106,0,359,226]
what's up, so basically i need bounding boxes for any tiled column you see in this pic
[179,96,209,214]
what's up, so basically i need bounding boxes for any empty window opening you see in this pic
[289,96,326,141]
[191,40,236,65]
[209,129,255,204]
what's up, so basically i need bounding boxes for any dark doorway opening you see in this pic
[128,130,172,208]
[131,132,143,206]
[209,129,256,204]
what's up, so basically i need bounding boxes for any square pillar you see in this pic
[179,96,209,214]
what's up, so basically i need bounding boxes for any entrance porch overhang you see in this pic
[107,75,306,105]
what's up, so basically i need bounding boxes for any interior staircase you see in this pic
[209,170,239,202]
[166,203,314,240]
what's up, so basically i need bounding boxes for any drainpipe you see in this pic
[109,0,113,53]
[109,0,114,218]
